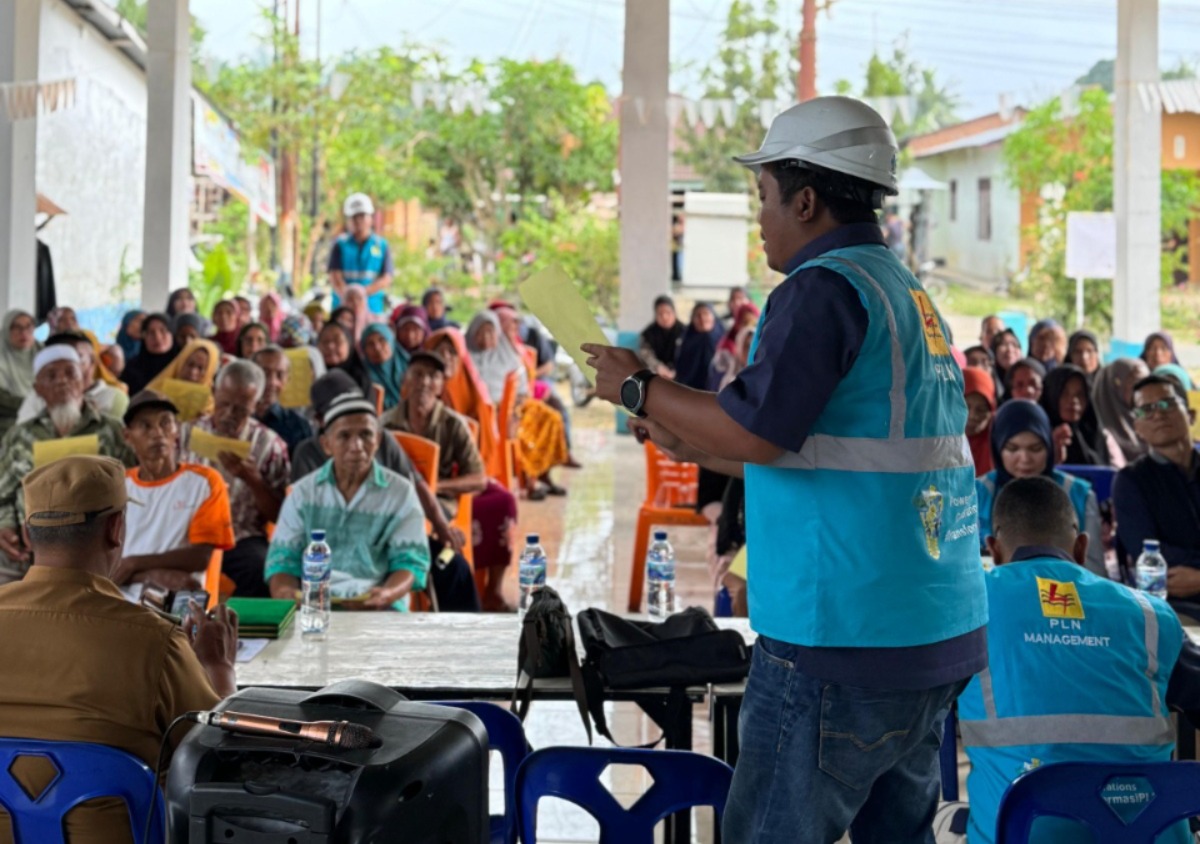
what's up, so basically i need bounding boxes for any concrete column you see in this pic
[1113,0,1160,341]
[141,0,192,311]
[617,0,671,332]
[0,0,40,315]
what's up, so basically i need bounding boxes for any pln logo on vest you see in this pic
[1036,577,1085,620]
[909,291,951,357]
[915,485,944,560]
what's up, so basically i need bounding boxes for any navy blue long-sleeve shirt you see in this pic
[1113,447,1200,570]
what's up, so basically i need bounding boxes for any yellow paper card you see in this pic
[280,348,315,409]
[1189,391,1200,442]
[32,435,100,468]
[517,265,609,384]
[189,428,252,463]
[159,378,212,422]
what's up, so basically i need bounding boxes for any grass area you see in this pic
[932,281,1040,319]
[1163,289,1200,338]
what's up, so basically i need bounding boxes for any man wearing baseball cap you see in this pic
[585,97,987,841]
[0,346,136,582]
[328,192,393,315]
[0,455,237,840]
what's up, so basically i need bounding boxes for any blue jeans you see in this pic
[723,636,968,844]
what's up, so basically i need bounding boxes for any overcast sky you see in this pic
[191,0,1200,121]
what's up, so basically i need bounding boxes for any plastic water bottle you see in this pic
[1136,539,1168,600]
[301,530,331,636]
[646,530,677,622]
[518,534,547,616]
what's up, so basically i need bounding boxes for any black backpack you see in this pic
[510,587,591,741]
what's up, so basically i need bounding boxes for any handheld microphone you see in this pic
[189,710,383,750]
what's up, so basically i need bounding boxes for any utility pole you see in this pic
[797,0,835,102]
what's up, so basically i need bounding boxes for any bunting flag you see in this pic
[0,78,76,121]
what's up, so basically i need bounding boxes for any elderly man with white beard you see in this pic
[0,346,135,582]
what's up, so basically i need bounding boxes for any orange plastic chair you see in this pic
[202,549,224,610]
[627,441,711,613]
[392,431,440,495]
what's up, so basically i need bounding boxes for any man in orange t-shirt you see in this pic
[117,390,235,597]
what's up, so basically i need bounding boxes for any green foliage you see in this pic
[843,40,961,140]
[1003,86,1200,331]
[1074,58,1196,94]
[112,245,142,303]
[189,243,238,316]
[676,0,793,194]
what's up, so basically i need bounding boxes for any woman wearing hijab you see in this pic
[990,328,1023,402]
[1006,358,1046,403]
[173,313,205,347]
[146,339,222,420]
[1027,318,1067,371]
[279,314,314,349]
[115,310,145,359]
[1093,358,1153,464]
[466,311,568,500]
[392,305,431,355]
[639,295,685,379]
[673,302,724,391]
[360,323,408,411]
[1067,330,1102,384]
[211,300,241,356]
[339,286,375,344]
[1154,363,1194,392]
[303,301,327,336]
[962,367,996,477]
[316,322,372,395]
[1040,364,1124,469]
[976,400,1106,576]
[426,326,503,479]
[237,323,270,360]
[1142,331,1180,369]
[422,288,457,331]
[712,303,760,391]
[166,288,210,335]
[259,291,285,342]
[0,309,39,434]
[121,313,177,394]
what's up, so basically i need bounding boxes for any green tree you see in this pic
[1003,86,1200,330]
[839,40,961,140]
[1074,57,1196,94]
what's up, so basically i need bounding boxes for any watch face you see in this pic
[620,377,641,410]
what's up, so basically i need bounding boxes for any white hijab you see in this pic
[0,309,39,396]
[466,311,527,402]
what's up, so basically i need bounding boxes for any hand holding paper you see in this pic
[189,427,252,463]
[517,266,610,384]
[280,349,315,409]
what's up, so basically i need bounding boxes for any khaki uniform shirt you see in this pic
[0,566,220,843]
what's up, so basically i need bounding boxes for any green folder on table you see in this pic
[225,598,296,639]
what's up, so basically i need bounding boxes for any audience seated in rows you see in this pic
[119,390,235,598]
[1093,357,1153,464]
[963,366,996,477]
[1039,364,1125,468]
[17,332,128,424]
[0,455,237,843]
[988,328,1023,404]
[1027,318,1066,371]
[180,360,290,598]
[121,313,178,394]
[1066,329,1101,384]
[252,345,315,458]
[1005,357,1044,403]
[0,346,136,583]
[265,393,431,610]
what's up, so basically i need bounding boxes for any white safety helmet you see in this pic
[734,96,899,201]
[343,192,375,218]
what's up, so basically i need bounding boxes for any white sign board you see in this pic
[193,96,277,226]
[1065,211,1116,280]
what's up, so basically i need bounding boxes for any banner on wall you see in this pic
[192,96,277,227]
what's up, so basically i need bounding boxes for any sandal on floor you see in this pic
[544,482,567,497]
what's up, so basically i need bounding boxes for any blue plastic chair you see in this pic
[995,760,1200,843]
[1058,464,1117,505]
[433,701,529,844]
[0,738,164,844]
[939,707,959,802]
[516,746,734,843]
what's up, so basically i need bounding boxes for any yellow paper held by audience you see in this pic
[189,428,252,463]
[280,349,315,409]
[517,265,609,384]
[32,435,100,468]
[159,378,212,422]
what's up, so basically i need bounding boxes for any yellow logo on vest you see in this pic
[910,290,951,356]
[915,485,944,560]
[1036,577,1085,620]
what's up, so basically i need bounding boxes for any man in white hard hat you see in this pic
[328,192,394,315]
[585,96,987,842]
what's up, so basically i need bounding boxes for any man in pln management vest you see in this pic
[585,96,989,842]
[956,475,1200,844]
[328,192,394,315]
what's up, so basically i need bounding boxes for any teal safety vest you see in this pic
[331,233,389,314]
[976,470,1092,550]
[959,557,1184,844]
[743,243,988,647]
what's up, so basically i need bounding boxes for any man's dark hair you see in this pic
[1132,373,1188,404]
[26,511,108,548]
[764,160,881,225]
[653,295,674,310]
[992,476,1078,551]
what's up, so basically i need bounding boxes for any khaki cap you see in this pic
[23,455,137,527]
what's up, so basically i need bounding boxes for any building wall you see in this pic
[1163,113,1200,171]
[36,0,148,335]
[920,144,1022,288]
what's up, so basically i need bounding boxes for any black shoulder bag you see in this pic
[510,587,591,742]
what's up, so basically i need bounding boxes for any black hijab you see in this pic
[120,313,177,394]
[640,295,684,369]
[990,399,1056,489]
[674,303,725,390]
[1067,330,1101,386]
[1040,364,1111,466]
[319,323,373,395]
[989,328,1021,402]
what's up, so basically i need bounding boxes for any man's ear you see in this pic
[106,511,125,549]
[1072,532,1089,568]
[794,186,820,224]
[320,431,333,459]
[985,535,1002,564]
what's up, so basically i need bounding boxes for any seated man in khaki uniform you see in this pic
[0,455,238,844]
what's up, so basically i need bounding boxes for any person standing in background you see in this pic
[328,193,393,315]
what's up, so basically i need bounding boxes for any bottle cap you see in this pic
[311,529,326,542]
[653,531,668,541]
[526,534,540,545]
[1145,539,1160,552]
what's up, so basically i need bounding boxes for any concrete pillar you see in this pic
[1113,0,1160,341]
[141,0,192,311]
[617,0,671,332]
[0,0,40,315]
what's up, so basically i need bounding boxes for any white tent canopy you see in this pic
[898,166,948,192]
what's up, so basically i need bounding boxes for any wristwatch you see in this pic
[620,370,657,418]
